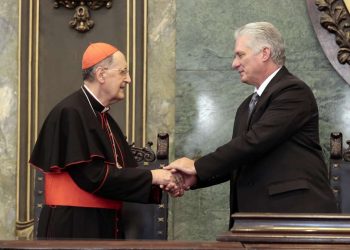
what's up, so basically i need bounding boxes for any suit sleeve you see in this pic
[195,81,317,183]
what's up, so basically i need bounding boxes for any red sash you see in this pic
[44,172,122,209]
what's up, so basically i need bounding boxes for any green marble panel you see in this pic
[147,0,176,152]
[147,0,177,239]
[174,0,350,241]
[0,0,18,240]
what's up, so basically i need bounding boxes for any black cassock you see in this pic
[30,86,160,239]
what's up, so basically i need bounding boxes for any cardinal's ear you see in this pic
[95,67,106,83]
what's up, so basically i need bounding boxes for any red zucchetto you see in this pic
[82,42,118,70]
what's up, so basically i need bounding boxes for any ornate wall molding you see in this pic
[130,142,156,162]
[315,0,350,64]
[16,0,39,239]
[53,0,112,32]
[307,0,350,86]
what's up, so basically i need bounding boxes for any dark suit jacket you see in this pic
[194,66,338,227]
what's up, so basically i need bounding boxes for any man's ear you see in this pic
[95,67,105,83]
[261,47,271,62]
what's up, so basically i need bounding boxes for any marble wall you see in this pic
[1,0,350,242]
[146,0,177,238]
[172,0,350,241]
[147,0,176,159]
[0,1,18,240]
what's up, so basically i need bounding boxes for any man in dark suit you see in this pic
[165,22,338,228]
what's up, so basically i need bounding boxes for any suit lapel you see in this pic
[245,66,289,128]
[233,95,252,136]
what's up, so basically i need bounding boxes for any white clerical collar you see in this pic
[83,84,110,113]
[254,67,282,96]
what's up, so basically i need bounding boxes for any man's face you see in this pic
[102,51,131,103]
[232,35,264,86]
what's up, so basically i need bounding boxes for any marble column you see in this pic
[147,0,177,239]
[0,0,19,240]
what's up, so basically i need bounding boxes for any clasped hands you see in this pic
[151,157,197,197]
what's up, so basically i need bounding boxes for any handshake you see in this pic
[151,157,197,197]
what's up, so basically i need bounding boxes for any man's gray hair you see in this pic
[235,22,286,66]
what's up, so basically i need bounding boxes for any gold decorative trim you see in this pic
[126,0,130,140]
[53,0,112,33]
[344,0,350,12]
[125,0,148,146]
[315,0,350,64]
[218,213,350,243]
[35,0,39,139]
[143,0,148,146]
[16,0,22,226]
[16,0,39,239]
[132,0,136,143]
[27,3,32,208]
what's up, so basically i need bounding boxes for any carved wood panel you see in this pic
[307,0,350,86]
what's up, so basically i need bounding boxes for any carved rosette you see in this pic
[53,0,112,33]
[344,140,350,161]
[315,0,350,64]
[130,142,156,163]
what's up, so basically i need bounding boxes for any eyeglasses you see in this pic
[103,67,129,76]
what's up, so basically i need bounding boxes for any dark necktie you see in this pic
[248,92,259,117]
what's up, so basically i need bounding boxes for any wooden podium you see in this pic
[217,213,350,249]
[3,213,350,249]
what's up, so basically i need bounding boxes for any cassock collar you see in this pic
[82,85,110,113]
